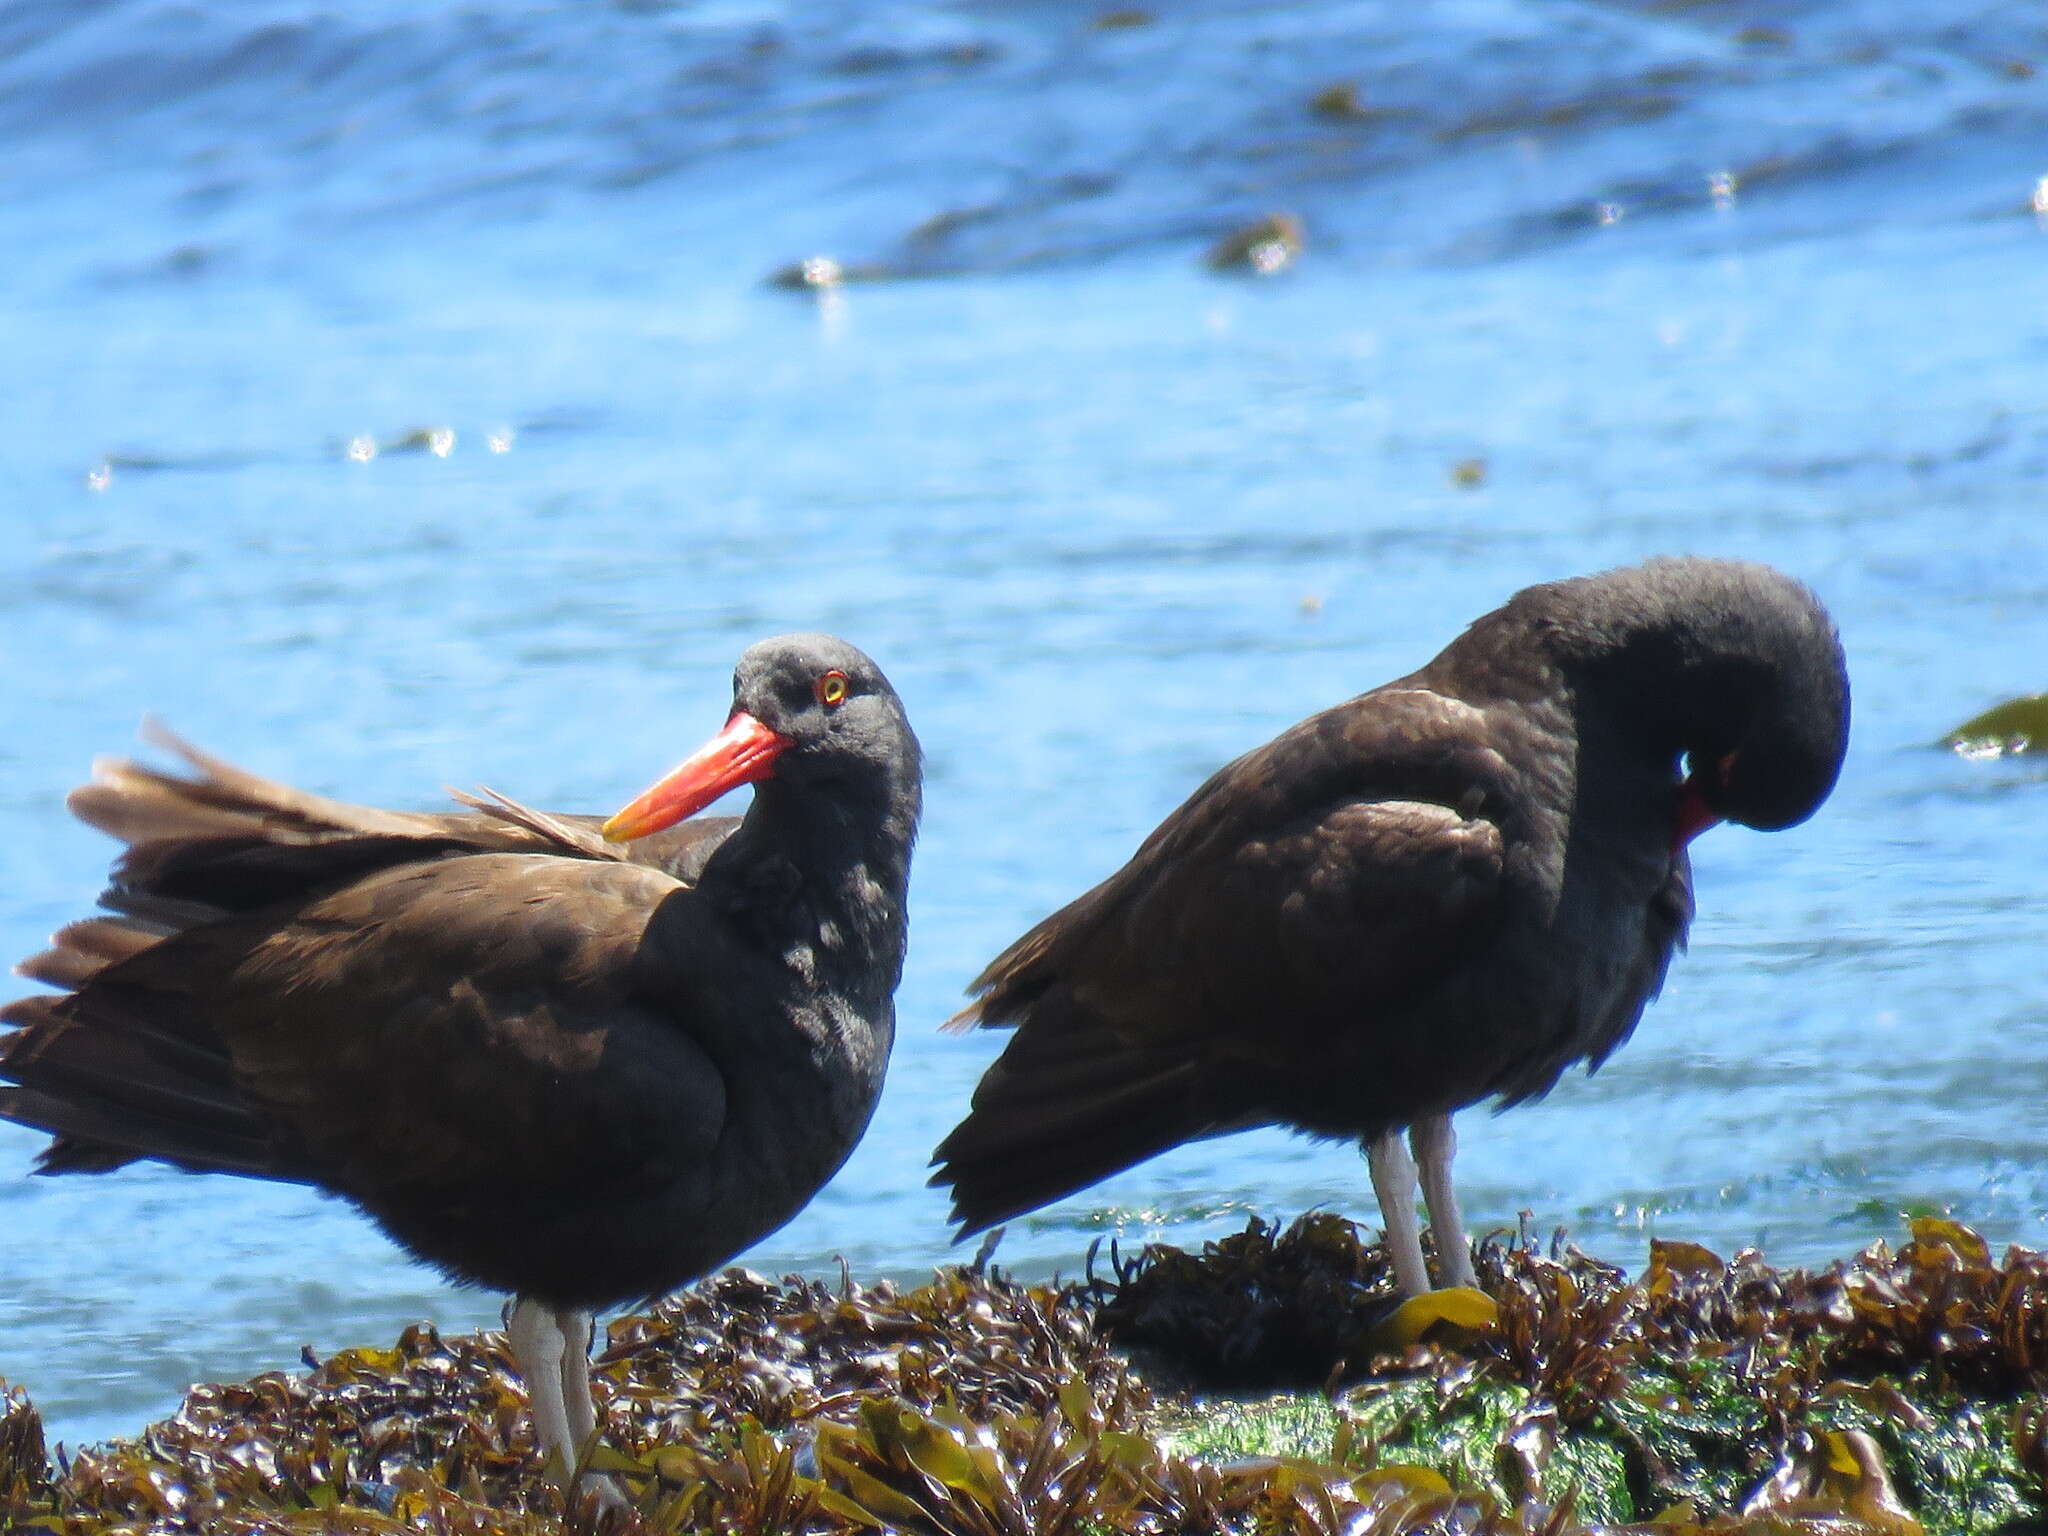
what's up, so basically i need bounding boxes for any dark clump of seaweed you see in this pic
[1086,1212,1407,1389]
[10,1218,2048,1534]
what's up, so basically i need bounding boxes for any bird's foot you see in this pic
[571,1469,634,1515]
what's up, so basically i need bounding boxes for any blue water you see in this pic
[3,0,2047,1447]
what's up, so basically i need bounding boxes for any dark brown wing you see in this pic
[933,686,1511,1234]
[0,734,728,1193]
[215,853,721,1200]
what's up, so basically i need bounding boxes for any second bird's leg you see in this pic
[1409,1113,1479,1289]
[1366,1128,1431,1297]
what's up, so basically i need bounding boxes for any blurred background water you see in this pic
[1,0,2045,1447]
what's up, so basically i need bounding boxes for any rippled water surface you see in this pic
[2,0,2046,1446]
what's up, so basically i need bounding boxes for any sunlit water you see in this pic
[2,0,2046,1445]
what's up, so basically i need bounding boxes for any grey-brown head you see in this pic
[1509,557,1849,836]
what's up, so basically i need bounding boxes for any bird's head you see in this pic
[1607,560,1851,846]
[602,634,919,842]
[1510,558,1849,848]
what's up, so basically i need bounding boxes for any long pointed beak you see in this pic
[602,711,794,842]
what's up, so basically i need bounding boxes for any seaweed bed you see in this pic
[5,1216,2047,1534]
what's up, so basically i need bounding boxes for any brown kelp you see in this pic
[3,1217,2045,1534]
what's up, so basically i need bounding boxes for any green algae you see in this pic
[1150,1393,1344,1463]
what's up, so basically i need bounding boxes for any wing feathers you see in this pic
[3,727,673,1187]
[4,726,739,1202]
[446,786,622,862]
[933,978,1242,1237]
[15,917,163,989]
[933,1048,1217,1237]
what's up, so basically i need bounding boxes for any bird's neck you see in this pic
[1421,614,1690,855]
[700,779,917,997]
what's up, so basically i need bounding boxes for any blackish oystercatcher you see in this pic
[1,634,920,1502]
[934,559,1847,1296]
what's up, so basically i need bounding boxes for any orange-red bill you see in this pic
[602,711,794,842]
[1674,747,1740,850]
[1674,776,1719,848]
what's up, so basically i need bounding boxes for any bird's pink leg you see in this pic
[508,1296,577,1483]
[555,1307,616,1475]
[509,1297,627,1511]
[1366,1129,1431,1297]
[1409,1114,1478,1289]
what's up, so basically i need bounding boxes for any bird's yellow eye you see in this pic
[816,670,849,708]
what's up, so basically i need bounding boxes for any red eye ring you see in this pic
[816,670,849,708]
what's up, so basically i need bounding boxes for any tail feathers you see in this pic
[9,917,243,1052]
[3,898,282,1179]
[0,1086,277,1177]
[4,998,246,1118]
[0,995,281,1177]
[932,1044,1224,1238]
[8,910,230,1066]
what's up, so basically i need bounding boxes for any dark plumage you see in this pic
[933,558,1848,1296]
[0,633,921,1502]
